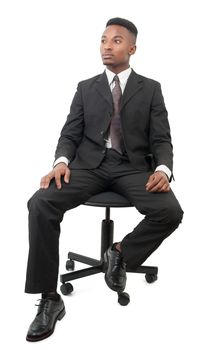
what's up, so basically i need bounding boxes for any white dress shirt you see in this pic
[54,68,171,179]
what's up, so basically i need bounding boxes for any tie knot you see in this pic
[113,75,119,83]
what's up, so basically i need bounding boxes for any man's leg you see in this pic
[25,169,108,294]
[112,171,184,269]
[25,169,108,342]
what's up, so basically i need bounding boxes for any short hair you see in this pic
[106,17,138,41]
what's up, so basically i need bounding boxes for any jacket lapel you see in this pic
[121,70,143,111]
[95,70,143,112]
[95,71,113,111]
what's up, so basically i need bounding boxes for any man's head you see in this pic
[100,17,138,73]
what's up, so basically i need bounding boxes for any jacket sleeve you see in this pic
[54,83,84,162]
[149,82,173,173]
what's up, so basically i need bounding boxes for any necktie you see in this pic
[109,75,124,154]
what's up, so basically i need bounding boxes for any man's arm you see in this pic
[146,82,173,192]
[40,83,85,190]
[149,82,173,173]
[54,82,85,162]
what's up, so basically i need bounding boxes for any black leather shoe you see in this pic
[26,295,65,342]
[104,246,127,292]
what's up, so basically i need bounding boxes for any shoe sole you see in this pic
[26,307,66,342]
[104,251,125,292]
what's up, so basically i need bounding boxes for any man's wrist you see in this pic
[53,156,69,168]
[155,165,171,180]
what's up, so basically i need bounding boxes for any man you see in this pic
[25,17,183,341]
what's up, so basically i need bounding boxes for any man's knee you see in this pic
[27,189,50,213]
[142,198,184,225]
[167,201,184,225]
[158,191,184,225]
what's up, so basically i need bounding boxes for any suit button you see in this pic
[102,150,106,154]
[100,131,104,135]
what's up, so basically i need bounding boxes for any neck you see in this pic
[106,64,130,75]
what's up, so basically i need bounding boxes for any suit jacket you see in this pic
[55,69,173,174]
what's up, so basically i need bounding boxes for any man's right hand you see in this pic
[40,163,71,190]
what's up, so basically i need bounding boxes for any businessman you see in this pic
[25,17,183,341]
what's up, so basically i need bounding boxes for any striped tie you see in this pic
[110,75,124,154]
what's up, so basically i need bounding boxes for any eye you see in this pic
[101,39,106,44]
[115,39,121,44]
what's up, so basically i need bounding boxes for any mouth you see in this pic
[102,54,113,59]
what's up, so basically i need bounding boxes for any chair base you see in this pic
[60,210,158,304]
[60,251,158,284]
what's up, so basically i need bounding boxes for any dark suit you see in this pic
[55,70,173,172]
[25,70,183,294]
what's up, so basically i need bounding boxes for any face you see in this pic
[100,25,136,73]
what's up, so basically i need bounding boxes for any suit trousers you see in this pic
[25,149,183,293]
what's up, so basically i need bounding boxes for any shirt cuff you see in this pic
[53,156,69,168]
[155,165,171,180]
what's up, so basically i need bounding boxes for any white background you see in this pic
[0,0,223,348]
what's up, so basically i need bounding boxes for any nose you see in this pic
[103,41,112,51]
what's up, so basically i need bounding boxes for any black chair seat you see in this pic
[84,191,133,208]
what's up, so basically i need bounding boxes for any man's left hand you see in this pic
[145,171,170,192]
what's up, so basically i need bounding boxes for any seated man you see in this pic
[25,17,183,342]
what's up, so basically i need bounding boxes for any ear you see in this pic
[129,45,137,56]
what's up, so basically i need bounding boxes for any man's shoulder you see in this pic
[133,70,161,87]
[78,73,103,87]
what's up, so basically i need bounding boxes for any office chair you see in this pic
[60,191,158,306]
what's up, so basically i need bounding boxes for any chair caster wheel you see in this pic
[60,283,73,295]
[66,259,75,271]
[145,273,158,283]
[118,292,130,306]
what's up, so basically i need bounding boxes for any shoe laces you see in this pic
[112,255,126,271]
[35,298,50,315]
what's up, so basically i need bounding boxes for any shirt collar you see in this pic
[105,67,132,86]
